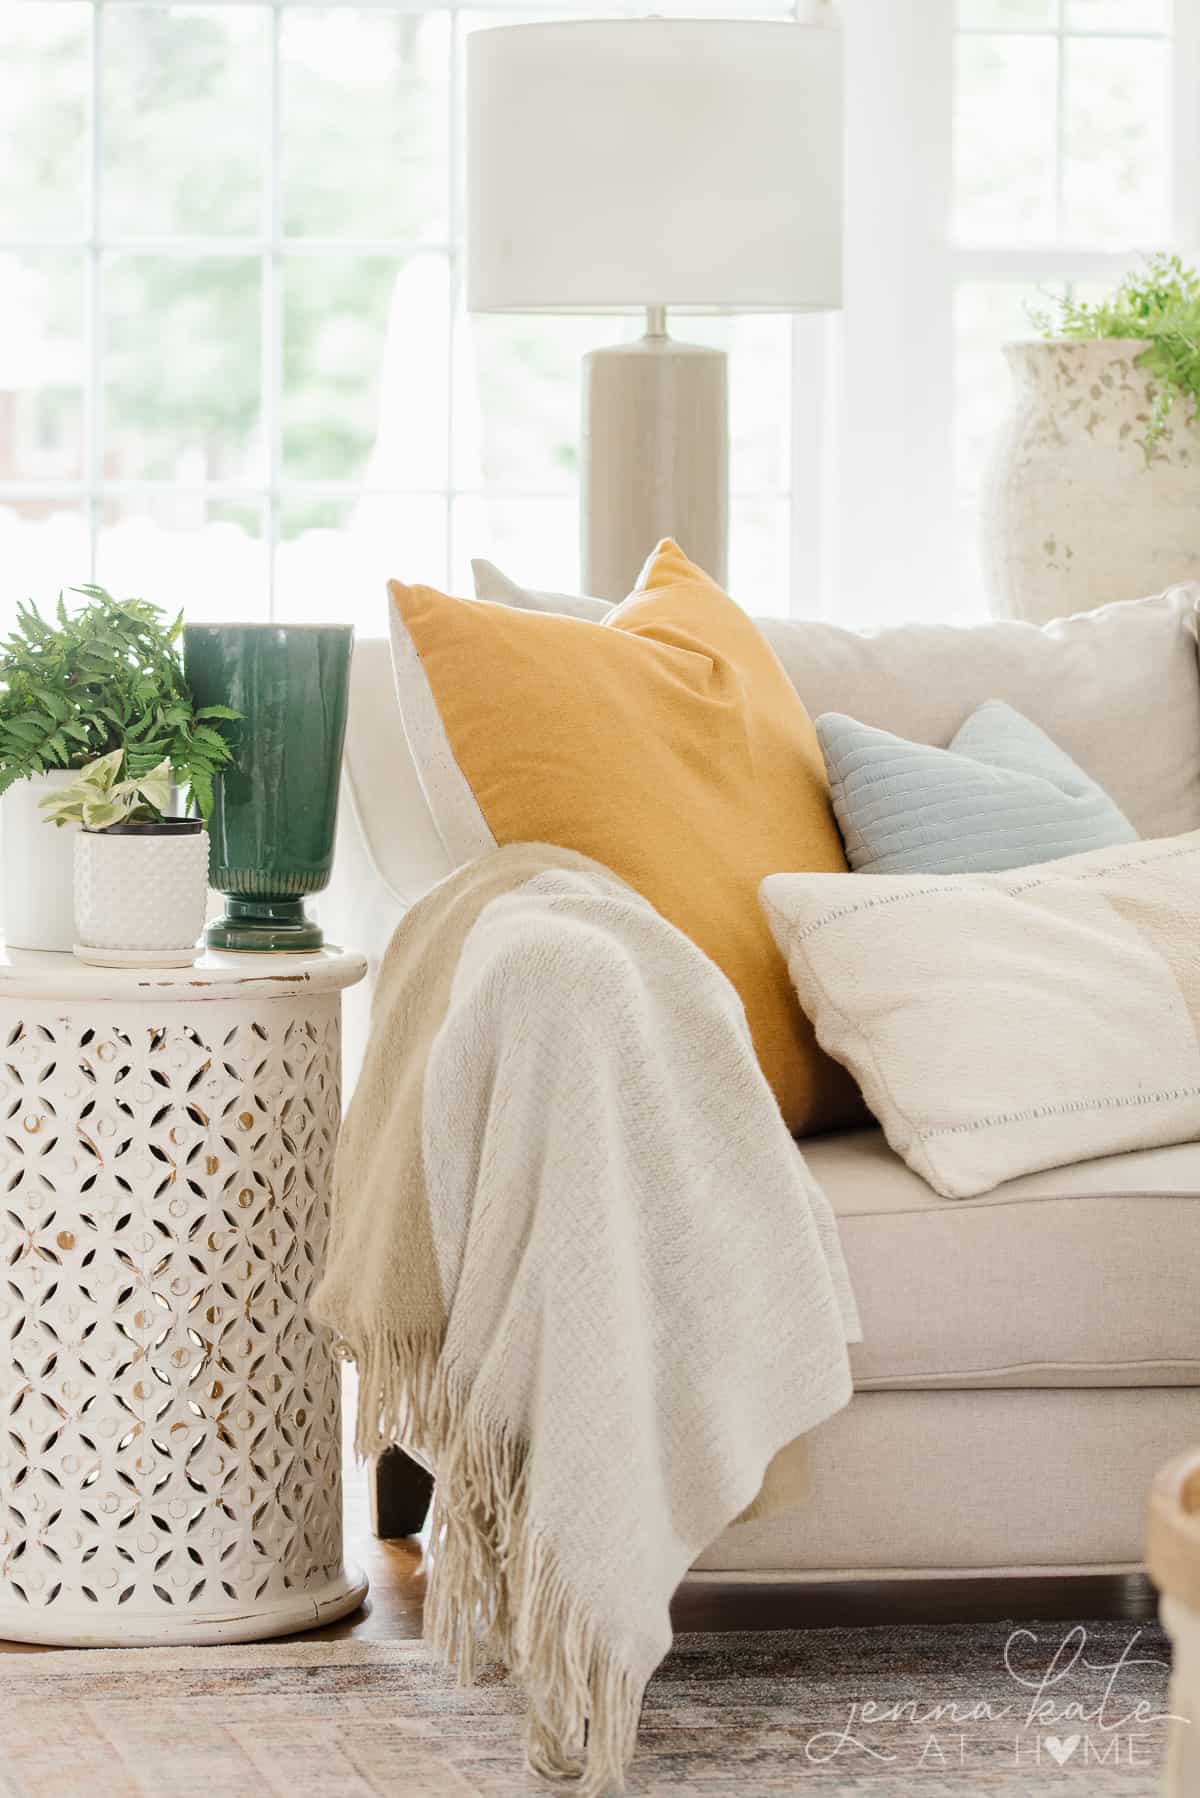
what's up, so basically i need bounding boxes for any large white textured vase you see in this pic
[980,339,1200,624]
[74,824,209,967]
[1,770,77,951]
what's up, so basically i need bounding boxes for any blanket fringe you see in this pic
[348,1325,644,1798]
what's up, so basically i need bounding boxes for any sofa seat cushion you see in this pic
[804,1128,1200,1389]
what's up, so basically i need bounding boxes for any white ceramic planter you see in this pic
[1,769,77,952]
[74,822,210,967]
[979,338,1200,625]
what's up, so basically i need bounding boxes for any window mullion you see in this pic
[264,1,283,620]
[446,8,460,589]
[85,0,104,580]
[1053,14,1068,242]
[787,0,834,617]
[948,245,1139,279]
[1171,0,1200,247]
[836,0,956,618]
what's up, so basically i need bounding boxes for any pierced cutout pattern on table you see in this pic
[0,995,345,1627]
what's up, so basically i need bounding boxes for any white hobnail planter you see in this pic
[73,823,209,968]
[979,338,1200,624]
[1,769,77,952]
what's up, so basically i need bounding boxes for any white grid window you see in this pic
[949,0,1195,603]
[826,0,1197,623]
[0,0,804,628]
[2,1,1197,629]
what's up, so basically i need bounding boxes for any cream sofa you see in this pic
[324,590,1200,1581]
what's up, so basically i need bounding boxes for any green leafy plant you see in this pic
[0,585,237,819]
[39,749,173,831]
[1034,253,1200,458]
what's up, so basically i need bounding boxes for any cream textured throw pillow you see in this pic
[762,834,1200,1200]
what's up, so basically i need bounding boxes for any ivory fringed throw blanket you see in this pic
[313,844,860,1794]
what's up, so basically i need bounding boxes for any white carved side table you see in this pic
[0,944,368,1646]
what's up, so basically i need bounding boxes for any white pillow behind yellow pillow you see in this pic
[470,558,612,622]
[761,834,1200,1199]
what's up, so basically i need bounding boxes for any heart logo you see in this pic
[1043,1734,1081,1766]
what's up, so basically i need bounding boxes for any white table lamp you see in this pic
[467,18,843,600]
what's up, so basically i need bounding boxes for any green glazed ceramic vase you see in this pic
[183,623,354,952]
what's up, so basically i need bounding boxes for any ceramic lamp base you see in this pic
[582,319,728,602]
[206,896,324,953]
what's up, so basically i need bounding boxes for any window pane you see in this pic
[0,253,85,482]
[687,316,793,496]
[953,279,1063,620]
[96,497,269,623]
[462,315,624,492]
[729,499,790,618]
[954,280,1056,504]
[283,254,448,484]
[277,495,447,626]
[103,6,267,237]
[0,506,90,634]
[954,36,1058,244]
[451,495,577,596]
[959,0,1057,25]
[281,11,449,242]
[452,488,793,607]
[103,256,262,482]
[1061,38,1169,245]
[1065,0,1169,28]
[0,3,89,237]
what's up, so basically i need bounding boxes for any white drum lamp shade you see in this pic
[466,19,844,598]
[467,20,842,314]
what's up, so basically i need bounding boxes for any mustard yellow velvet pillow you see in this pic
[389,540,859,1133]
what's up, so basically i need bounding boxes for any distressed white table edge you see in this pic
[0,942,369,1647]
[0,943,368,1003]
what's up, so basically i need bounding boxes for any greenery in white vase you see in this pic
[1034,254,1200,455]
[40,750,175,832]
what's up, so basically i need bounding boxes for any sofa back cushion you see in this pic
[758,587,1200,839]
[338,583,1200,984]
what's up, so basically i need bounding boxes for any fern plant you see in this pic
[1035,253,1200,458]
[0,585,237,821]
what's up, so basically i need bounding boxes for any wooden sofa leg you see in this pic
[371,1447,434,1539]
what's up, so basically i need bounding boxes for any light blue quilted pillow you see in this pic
[816,700,1137,875]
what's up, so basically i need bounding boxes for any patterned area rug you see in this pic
[0,1621,1179,1796]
